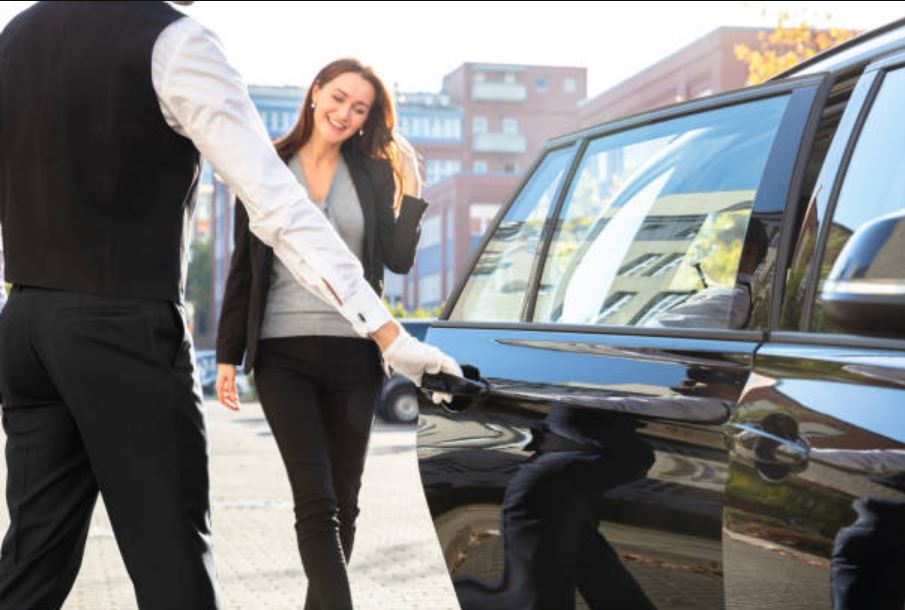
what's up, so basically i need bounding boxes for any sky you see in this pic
[0,2,902,98]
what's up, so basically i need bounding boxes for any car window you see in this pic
[532,95,789,330]
[812,66,905,333]
[448,145,576,321]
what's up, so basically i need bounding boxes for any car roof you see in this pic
[773,17,905,80]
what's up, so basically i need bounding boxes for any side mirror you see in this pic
[821,210,905,337]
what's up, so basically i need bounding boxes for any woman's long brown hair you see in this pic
[274,58,403,210]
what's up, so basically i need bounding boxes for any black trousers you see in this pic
[254,336,382,610]
[832,497,905,610]
[0,286,218,610]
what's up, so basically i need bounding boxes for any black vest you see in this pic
[0,1,199,301]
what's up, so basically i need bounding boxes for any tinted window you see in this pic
[813,67,905,333]
[533,96,788,330]
[449,145,576,321]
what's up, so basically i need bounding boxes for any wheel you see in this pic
[378,380,420,424]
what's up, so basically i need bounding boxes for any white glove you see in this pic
[382,330,462,404]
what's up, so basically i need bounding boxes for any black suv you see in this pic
[416,19,905,610]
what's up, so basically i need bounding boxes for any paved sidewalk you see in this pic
[0,401,460,610]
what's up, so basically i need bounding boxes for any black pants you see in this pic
[254,336,382,610]
[832,497,905,610]
[0,286,219,610]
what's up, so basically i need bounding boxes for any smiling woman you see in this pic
[214,58,431,610]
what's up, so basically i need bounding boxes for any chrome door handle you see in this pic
[728,418,810,481]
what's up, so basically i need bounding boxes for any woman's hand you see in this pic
[216,363,240,412]
[396,135,422,199]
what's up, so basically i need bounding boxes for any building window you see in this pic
[474,71,486,82]
[473,160,488,174]
[535,77,548,92]
[446,206,456,296]
[504,162,518,174]
[470,203,500,236]
[446,118,462,139]
[426,159,462,185]
[446,268,456,299]
[504,73,516,84]
[502,118,518,135]
[597,292,635,321]
[564,77,577,93]
[419,273,442,308]
[473,116,487,134]
[426,160,441,185]
[420,215,442,249]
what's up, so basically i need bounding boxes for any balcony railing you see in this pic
[472,132,527,154]
[471,81,527,102]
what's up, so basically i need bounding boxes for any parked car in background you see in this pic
[415,19,905,610]
[375,318,432,424]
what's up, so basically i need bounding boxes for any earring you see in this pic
[311,100,316,109]
[359,128,364,137]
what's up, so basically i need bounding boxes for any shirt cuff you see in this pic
[341,281,393,335]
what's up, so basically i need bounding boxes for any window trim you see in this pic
[547,74,827,149]
[521,139,588,321]
[777,71,875,331]
[431,318,763,344]
[442,74,828,336]
[769,330,905,351]
[801,54,905,333]
[439,142,579,320]
[761,77,834,332]
[531,75,826,330]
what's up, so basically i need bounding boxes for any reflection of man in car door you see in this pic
[649,218,768,330]
[809,448,905,610]
[453,405,656,610]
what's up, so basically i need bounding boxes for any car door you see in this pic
[417,74,830,610]
[723,53,905,610]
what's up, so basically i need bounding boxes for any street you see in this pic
[0,401,460,610]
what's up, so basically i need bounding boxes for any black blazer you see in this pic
[216,148,427,373]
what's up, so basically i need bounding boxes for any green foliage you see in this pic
[186,238,212,336]
[735,12,857,85]
[384,298,442,319]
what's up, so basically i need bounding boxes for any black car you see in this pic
[416,19,905,610]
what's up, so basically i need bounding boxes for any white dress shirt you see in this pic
[150,16,390,337]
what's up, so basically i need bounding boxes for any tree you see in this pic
[384,297,442,319]
[735,12,858,85]
[186,237,212,338]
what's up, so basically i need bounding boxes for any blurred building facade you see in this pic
[400,62,587,310]
[578,27,766,127]
[194,27,773,332]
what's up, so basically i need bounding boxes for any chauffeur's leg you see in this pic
[21,291,219,610]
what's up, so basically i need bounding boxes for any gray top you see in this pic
[260,153,365,339]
